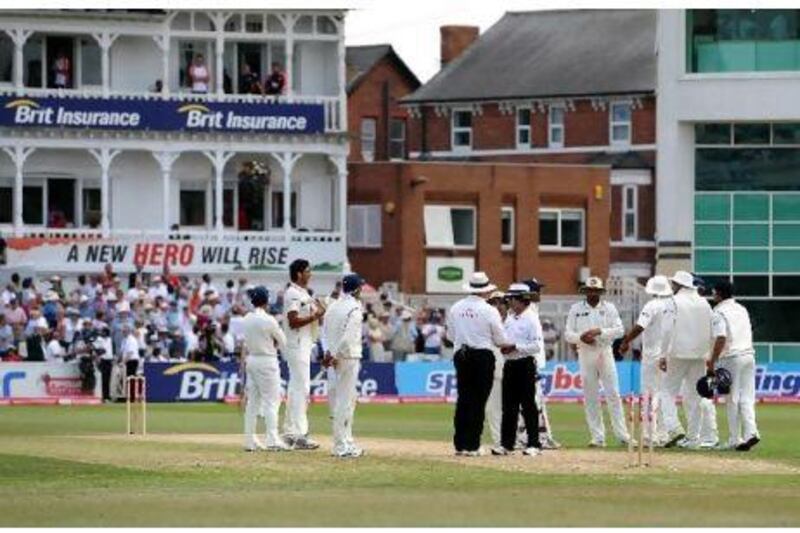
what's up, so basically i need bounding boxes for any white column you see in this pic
[89,148,121,237]
[277,152,301,236]
[215,34,224,97]
[2,146,34,235]
[153,152,180,235]
[93,32,119,97]
[202,150,234,235]
[327,154,347,235]
[8,29,32,92]
[335,18,346,132]
[279,14,297,97]
[152,35,170,95]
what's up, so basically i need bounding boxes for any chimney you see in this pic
[440,25,479,67]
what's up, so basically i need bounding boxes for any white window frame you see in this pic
[548,104,565,148]
[424,204,476,250]
[622,184,638,242]
[360,117,376,162]
[451,108,473,151]
[501,206,515,250]
[516,106,531,149]
[388,118,406,160]
[347,204,382,248]
[539,207,585,251]
[610,100,632,146]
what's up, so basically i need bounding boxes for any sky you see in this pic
[344,1,540,83]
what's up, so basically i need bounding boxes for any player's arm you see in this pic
[599,304,624,342]
[707,313,727,373]
[513,315,542,356]
[269,318,287,352]
[287,296,325,330]
[620,306,650,353]
[488,307,514,353]
[564,306,581,345]
[332,308,359,359]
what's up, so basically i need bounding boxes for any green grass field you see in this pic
[1,402,799,526]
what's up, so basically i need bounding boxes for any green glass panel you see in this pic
[718,41,757,72]
[773,225,800,246]
[733,249,769,272]
[754,344,771,363]
[755,41,797,71]
[695,195,730,221]
[773,249,800,272]
[695,249,729,272]
[695,123,731,145]
[733,224,769,246]
[773,196,800,220]
[734,123,770,145]
[741,300,800,343]
[695,224,729,246]
[733,194,769,220]
[772,345,800,363]
[696,149,800,191]
[773,123,800,144]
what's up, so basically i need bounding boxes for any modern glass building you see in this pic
[658,10,800,363]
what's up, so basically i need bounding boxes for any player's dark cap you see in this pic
[248,286,269,307]
[522,278,546,292]
[342,273,365,294]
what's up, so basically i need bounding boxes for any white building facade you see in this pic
[657,9,800,362]
[0,9,348,289]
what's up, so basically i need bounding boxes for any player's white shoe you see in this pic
[490,446,512,456]
[463,448,486,457]
[588,440,606,448]
[540,436,562,450]
[265,439,293,452]
[698,439,719,449]
[523,447,542,456]
[333,444,364,458]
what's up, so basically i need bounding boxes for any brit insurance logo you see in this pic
[176,102,310,132]
[163,362,242,401]
[4,97,141,127]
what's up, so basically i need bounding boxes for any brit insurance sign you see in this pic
[0,94,324,134]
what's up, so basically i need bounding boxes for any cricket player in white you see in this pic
[241,286,290,452]
[283,259,325,450]
[485,291,507,450]
[565,277,630,447]
[661,270,717,449]
[707,280,760,451]
[619,275,674,445]
[322,273,366,458]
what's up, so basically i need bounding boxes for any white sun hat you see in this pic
[670,270,696,289]
[462,271,497,294]
[645,275,673,297]
[580,277,605,292]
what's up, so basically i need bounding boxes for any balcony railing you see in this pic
[1,227,344,243]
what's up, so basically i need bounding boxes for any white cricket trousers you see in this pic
[662,357,707,442]
[485,350,504,447]
[284,347,311,437]
[332,358,360,453]
[243,355,282,447]
[578,348,630,443]
[719,354,759,446]
[640,357,669,443]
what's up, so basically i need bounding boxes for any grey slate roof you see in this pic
[404,9,656,104]
[346,44,421,94]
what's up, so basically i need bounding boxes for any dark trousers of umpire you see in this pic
[453,347,495,452]
[501,357,541,450]
[98,359,113,401]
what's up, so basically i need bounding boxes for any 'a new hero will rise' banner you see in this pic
[0,95,325,134]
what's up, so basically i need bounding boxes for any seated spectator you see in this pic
[238,63,262,95]
[264,62,285,95]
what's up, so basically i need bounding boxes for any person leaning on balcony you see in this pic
[188,53,210,94]
[52,49,71,89]
[264,62,286,96]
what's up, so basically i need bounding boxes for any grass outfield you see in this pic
[1,402,799,526]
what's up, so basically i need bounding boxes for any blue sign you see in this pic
[0,94,325,134]
[143,360,396,402]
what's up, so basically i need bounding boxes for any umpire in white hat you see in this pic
[445,272,512,456]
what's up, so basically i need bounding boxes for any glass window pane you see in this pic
[451,208,475,246]
[366,205,381,246]
[732,275,770,296]
[734,123,771,144]
[695,223,730,246]
[773,195,800,220]
[695,249,729,272]
[773,123,800,144]
[773,224,800,246]
[390,119,405,139]
[773,276,800,296]
[82,188,101,228]
[774,249,800,272]
[0,34,13,83]
[294,15,313,33]
[550,128,563,144]
[317,16,337,34]
[561,212,583,248]
[0,187,11,223]
[732,223,769,246]
[740,300,800,343]
[550,107,564,124]
[612,125,630,141]
[539,212,558,246]
[454,111,471,128]
[517,129,530,145]
[501,209,513,246]
[772,345,800,363]
[695,123,731,144]
[23,35,43,88]
[624,213,635,238]
[454,131,471,146]
[612,103,631,122]
[180,190,206,226]
[733,194,769,220]
[696,148,800,191]
[80,38,101,86]
[695,194,730,221]
[267,15,284,33]
[22,186,43,225]
[517,108,530,126]
[733,249,769,272]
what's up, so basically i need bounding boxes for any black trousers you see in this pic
[98,359,113,401]
[453,348,495,452]
[501,357,541,450]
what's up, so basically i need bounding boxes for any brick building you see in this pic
[348,161,611,295]
[402,10,658,281]
[346,45,420,162]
